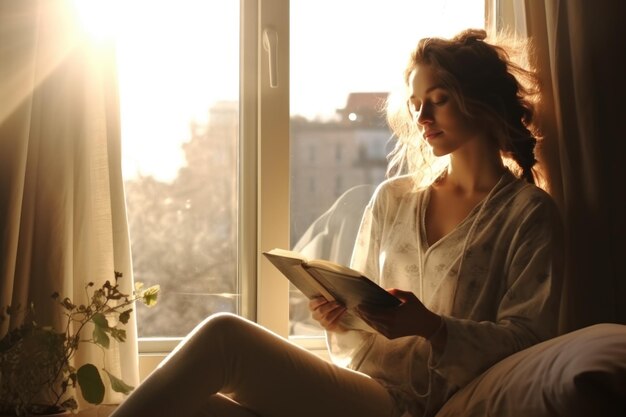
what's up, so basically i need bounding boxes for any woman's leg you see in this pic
[111,313,395,417]
[193,394,260,417]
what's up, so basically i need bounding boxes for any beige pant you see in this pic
[110,313,396,417]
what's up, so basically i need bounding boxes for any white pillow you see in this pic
[435,323,626,417]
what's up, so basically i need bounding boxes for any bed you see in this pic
[434,323,626,417]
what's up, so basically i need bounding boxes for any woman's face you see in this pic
[407,64,483,157]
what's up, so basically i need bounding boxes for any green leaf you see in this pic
[118,308,132,324]
[92,312,109,328]
[93,326,110,348]
[110,327,127,343]
[92,313,110,348]
[104,369,135,395]
[77,364,105,404]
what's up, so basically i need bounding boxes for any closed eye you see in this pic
[432,95,449,106]
[408,92,448,113]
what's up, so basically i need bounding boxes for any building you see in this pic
[290,92,392,246]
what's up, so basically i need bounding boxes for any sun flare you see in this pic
[72,0,122,41]
[71,0,483,183]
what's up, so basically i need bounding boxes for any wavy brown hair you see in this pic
[386,29,541,185]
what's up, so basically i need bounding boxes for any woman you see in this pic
[315,28,563,416]
[110,29,563,417]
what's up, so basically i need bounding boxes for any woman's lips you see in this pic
[424,130,443,140]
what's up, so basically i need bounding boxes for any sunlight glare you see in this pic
[114,1,239,182]
[73,0,121,41]
[79,0,483,182]
[290,0,485,121]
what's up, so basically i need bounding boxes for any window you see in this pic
[119,1,290,349]
[118,1,241,339]
[116,0,485,349]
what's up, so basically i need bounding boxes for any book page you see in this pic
[305,266,400,310]
[305,259,362,278]
[264,248,400,309]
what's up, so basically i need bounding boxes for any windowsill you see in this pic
[76,404,117,417]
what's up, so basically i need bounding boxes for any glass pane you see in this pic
[289,0,485,336]
[118,1,240,338]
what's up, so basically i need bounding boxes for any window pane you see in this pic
[289,0,485,336]
[118,1,240,338]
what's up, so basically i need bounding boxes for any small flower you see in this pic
[140,285,160,307]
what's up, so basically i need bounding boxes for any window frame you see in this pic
[254,0,290,335]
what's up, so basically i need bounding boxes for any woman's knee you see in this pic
[161,313,252,368]
[191,312,254,345]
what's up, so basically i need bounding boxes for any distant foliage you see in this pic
[125,109,239,337]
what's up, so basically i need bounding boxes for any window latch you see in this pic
[263,28,278,88]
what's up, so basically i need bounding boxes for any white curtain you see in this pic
[0,0,138,407]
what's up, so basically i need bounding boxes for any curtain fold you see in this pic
[0,0,139,408]
[524,0,626,332]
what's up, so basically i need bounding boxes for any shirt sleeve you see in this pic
[326,190,382,368]
[429,197,564,388]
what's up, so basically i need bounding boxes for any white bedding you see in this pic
[435,323,626,417]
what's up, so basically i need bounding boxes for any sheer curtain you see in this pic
[522,0,626,332]
[0,0,138,408]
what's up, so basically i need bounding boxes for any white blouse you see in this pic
[327,171,564,417]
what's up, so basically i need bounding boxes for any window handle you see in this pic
[263,28,278,88]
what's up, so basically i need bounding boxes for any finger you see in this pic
[328,304,346,320]
[311,301,343,321]
[314,305,346,330]
[387,288,414,302]
[324,306,347,329]
[319,301,343,314]
[308,297,328,311]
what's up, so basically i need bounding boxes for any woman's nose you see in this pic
[416,104,433,126]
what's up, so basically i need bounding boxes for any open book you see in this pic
[263,248,401,310]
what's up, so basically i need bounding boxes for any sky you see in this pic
[79,0,484,182]
[290,0,484,120]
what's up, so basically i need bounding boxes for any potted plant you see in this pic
[0,272,160,416]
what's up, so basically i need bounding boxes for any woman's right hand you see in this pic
[309,297,347,332]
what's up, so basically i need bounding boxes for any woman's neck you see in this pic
[444,146,505,196]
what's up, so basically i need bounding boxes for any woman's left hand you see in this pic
[356,288,441,339]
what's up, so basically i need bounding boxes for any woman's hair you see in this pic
[386,28,540,185]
